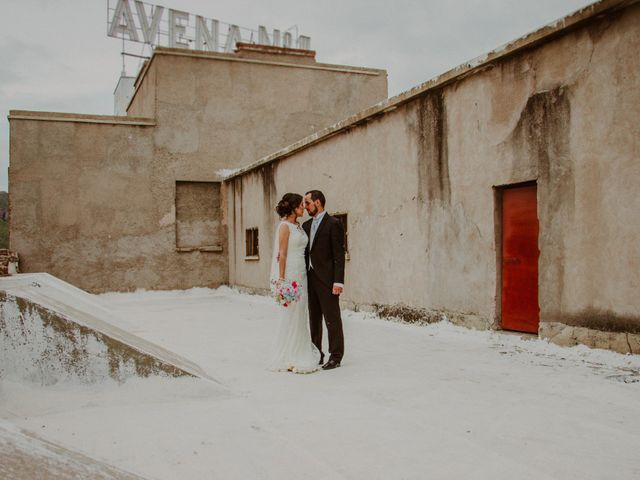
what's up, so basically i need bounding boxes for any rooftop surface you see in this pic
[2,286,639,479]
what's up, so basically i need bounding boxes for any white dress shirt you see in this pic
[309,211,326,248]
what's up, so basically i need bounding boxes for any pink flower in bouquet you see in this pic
[271,278,302,307]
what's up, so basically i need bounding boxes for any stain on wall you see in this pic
[261,163,277,256]
[261,163,276,219]
[504,86,573,317]
[413,91,451,206]
[508,86,572,184]
[556,308,640,334]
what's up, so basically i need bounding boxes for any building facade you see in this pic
[225,0,640,353]
[9,45,387,292]
[8,0,640,353]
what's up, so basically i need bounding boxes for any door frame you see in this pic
[493,180,538,332]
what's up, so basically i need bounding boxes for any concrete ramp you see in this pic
[0,419,150,480]
[0,273,213,385]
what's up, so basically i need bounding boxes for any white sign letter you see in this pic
[297,35,311,50]
[224,25,242,52]
[195,16,218,52]
[108,0,139,42]
[134,1,164,44]
[169,9,190,49]
[258,26,284,47]
[282,31,292,49]
[258,26,271,45]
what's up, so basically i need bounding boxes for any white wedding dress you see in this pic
[269,221,321,373]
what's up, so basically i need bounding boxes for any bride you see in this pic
[269,193,321,373]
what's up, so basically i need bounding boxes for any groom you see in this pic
[303,190,346,370]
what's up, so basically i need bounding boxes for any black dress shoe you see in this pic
[322,359,341,370]
[318,356,325,366]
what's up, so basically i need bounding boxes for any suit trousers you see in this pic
[308,268,344,362]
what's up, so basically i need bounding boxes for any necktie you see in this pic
[310,217,319,247]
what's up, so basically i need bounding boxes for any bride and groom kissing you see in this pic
[270,190,346,373]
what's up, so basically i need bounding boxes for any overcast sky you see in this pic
[0,0,595,191]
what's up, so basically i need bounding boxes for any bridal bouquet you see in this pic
[270,278,302,307]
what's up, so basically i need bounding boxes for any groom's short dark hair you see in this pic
[306,190,326,207]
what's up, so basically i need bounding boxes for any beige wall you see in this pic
[149,49,387,173]
[9,48,387,292]
[7,116,199,292]
[227,3,640,350]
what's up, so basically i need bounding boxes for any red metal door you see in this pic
[501,184,539,333]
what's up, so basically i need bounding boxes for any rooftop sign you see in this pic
[107,0,311,53]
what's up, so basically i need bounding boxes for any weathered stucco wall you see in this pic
[150,49,387,174]
[227,3,640,351]
[9,48,387,292]
[7,115,206,292]
[7,113,229,292]
[228,164,278,291]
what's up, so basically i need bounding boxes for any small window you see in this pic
[245,228,259,259]
[333,213,349,256]
[175,181,223,252]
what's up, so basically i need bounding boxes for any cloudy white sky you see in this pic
[0,0,595,191]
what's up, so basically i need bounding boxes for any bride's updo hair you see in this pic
[276,193,303,218]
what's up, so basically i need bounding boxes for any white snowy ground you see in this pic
[1,287,639,480]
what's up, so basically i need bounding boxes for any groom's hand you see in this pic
[332,284,343,295]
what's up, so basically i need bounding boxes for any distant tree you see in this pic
[0,221,7,248]
[0,191,8,248]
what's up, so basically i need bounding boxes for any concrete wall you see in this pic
[7,114,186,292]
[147,48,387,174]
[9,47,387,292]
[8,113,229,292]
[227,2,640,352]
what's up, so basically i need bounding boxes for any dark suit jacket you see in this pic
[303,214,346,288]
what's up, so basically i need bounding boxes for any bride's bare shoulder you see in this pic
[278,221,292,233]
